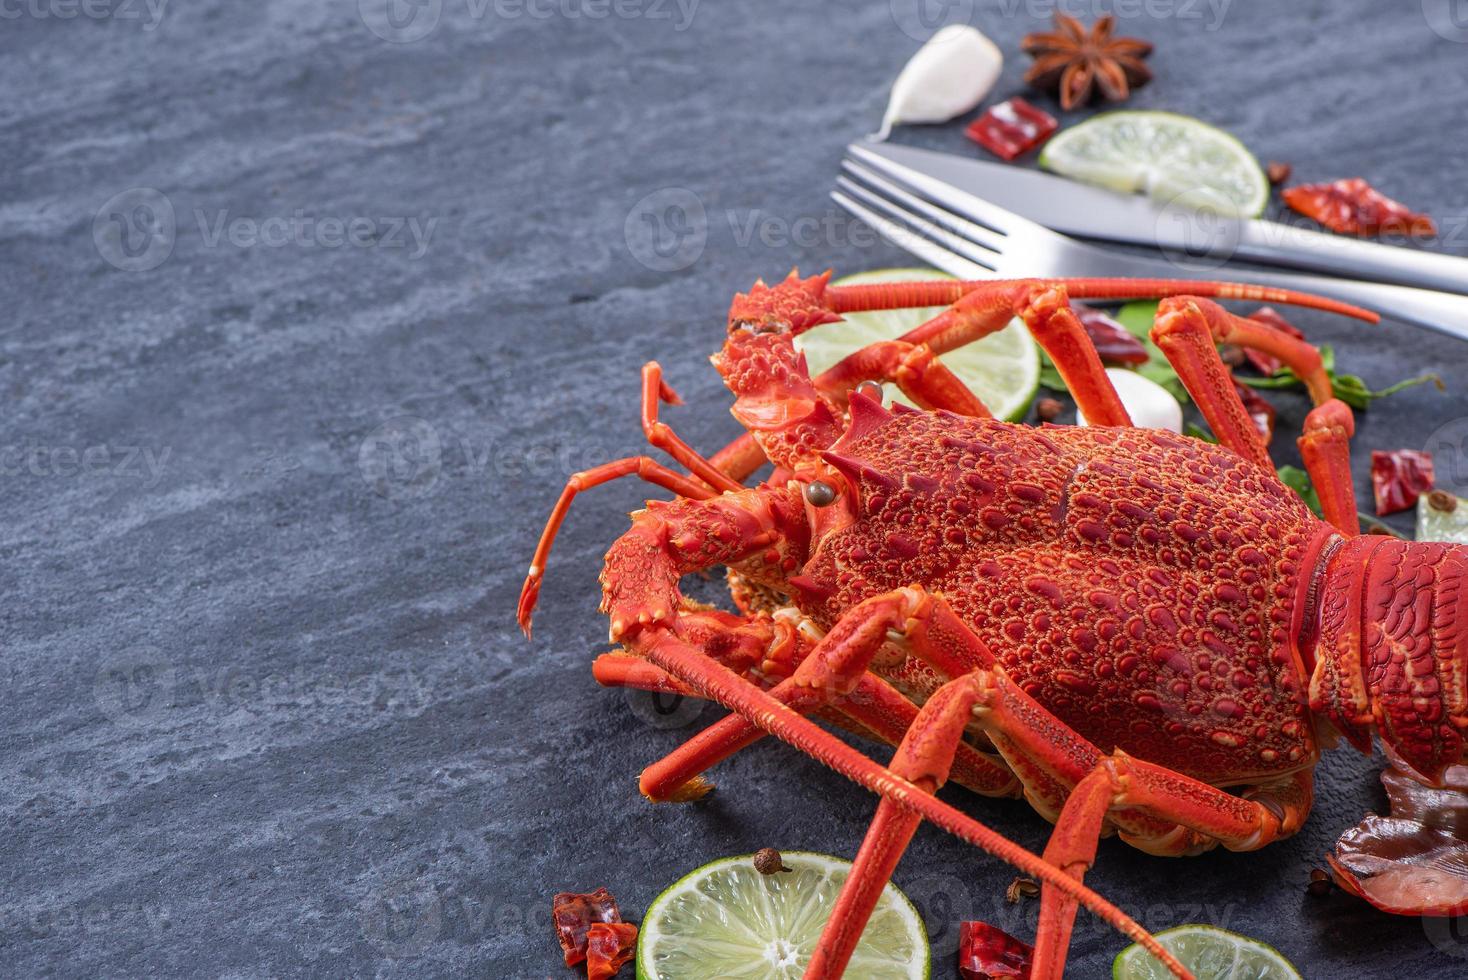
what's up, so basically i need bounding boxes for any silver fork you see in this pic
[834,148,1468,340]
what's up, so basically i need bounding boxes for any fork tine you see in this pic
[840,161,1010,256]
[848,142,1057,242]
[829,190,993,280]
[832,182,1000,273]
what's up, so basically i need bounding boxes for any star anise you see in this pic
[1022,14,1153,111]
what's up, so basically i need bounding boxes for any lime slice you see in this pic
[1418,491,1468,543]
[636,851,929,980]
[1113,925,1302,980]
[1040,110,1270,217]
[794,268,1039,422]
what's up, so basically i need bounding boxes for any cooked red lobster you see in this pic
[519,271,1467,979]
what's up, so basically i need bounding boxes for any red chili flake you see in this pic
[1233,379,1276,441]
[586,922,638,980]
[552,888,622,967]
[959,920,1034,979]
[1074,305,1148,366]
[1371,449,1435,516]
[1283,178,1437,237]
[1242,306,1306,377]
[965,97,1058,162]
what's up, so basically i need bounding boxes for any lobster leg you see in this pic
[1148,298,1361,534]
[637,592,1019,801]
[810,339,993,416]
[516,457,715,635]
[629,626,1196,980]
[640,362,746,494]
[1019,285,1131,426]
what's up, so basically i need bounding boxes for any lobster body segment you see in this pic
[798,408,1328,786]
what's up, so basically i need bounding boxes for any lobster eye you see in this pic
[804,480,838,507]
[855,380,884,403]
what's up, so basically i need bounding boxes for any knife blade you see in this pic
[851,141,1468,296]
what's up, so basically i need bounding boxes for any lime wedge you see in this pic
[1113,925,1302,980]
[636,851,929,980]
[794,268,1039,422]
[1040,110,1270,217]
[1418,491,1468,543]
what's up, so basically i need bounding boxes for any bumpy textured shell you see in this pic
[795,409,1328,785]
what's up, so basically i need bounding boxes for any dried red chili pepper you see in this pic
[586,922,638,980]
[1232,378,1277,441]
[959,920,1033,979]
[1242,306,1305,377]
[965,97,1058,162]
[1371,449,1435,516]
[552,888,622,967]
[1283,178,1436,237]
[1074,305,1148,366]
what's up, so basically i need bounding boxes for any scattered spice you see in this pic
[752,848,791,875]
[1005,876,1040,904]
[1371,449,1435,516]
[1266,161,1293,186]
[1307,867,1333,898]
[1074,305,1148,366]
[585,922,639,980]
[965,97,1058,161]
[552,888,623,967]
[1283,178,1437,238]
[1035,397,1064,423]
[1022,14,1153,111]
[959,920,1034,979]
[1429,489,1459,514]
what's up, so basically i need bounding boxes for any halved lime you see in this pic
[1040,111,1270,217]
[1113,925,1302,980]
[794,268,1040,422]
[635,851,929,979]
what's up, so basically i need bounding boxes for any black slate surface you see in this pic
[6,1,1468,977]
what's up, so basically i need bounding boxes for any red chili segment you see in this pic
[1371,449,1434,516]
[1282,178,1436,237]
[965,97,1058,161]
[959,919,1034,979]
[585,922,639,980]
[1075,305,1148,365]
[552,888,622,967]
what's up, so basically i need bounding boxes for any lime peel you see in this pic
[1113,924,1302,980]
[635,851,929,980]
[1040,110,1269,218]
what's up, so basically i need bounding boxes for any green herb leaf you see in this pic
[1235,342,1442,409]
[1184,422,1218,444]
[1276,465,1322,517]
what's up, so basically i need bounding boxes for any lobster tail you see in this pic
[1311,535,1468,784]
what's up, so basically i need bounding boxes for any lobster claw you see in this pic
[727,269,843,335]
[1329,764,1468,916]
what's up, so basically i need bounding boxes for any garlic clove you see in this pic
[1076,368,1183,433]
[874,25,1004,141]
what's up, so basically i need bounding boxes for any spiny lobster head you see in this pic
[712,270,849,477]
[726,269,842,337]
